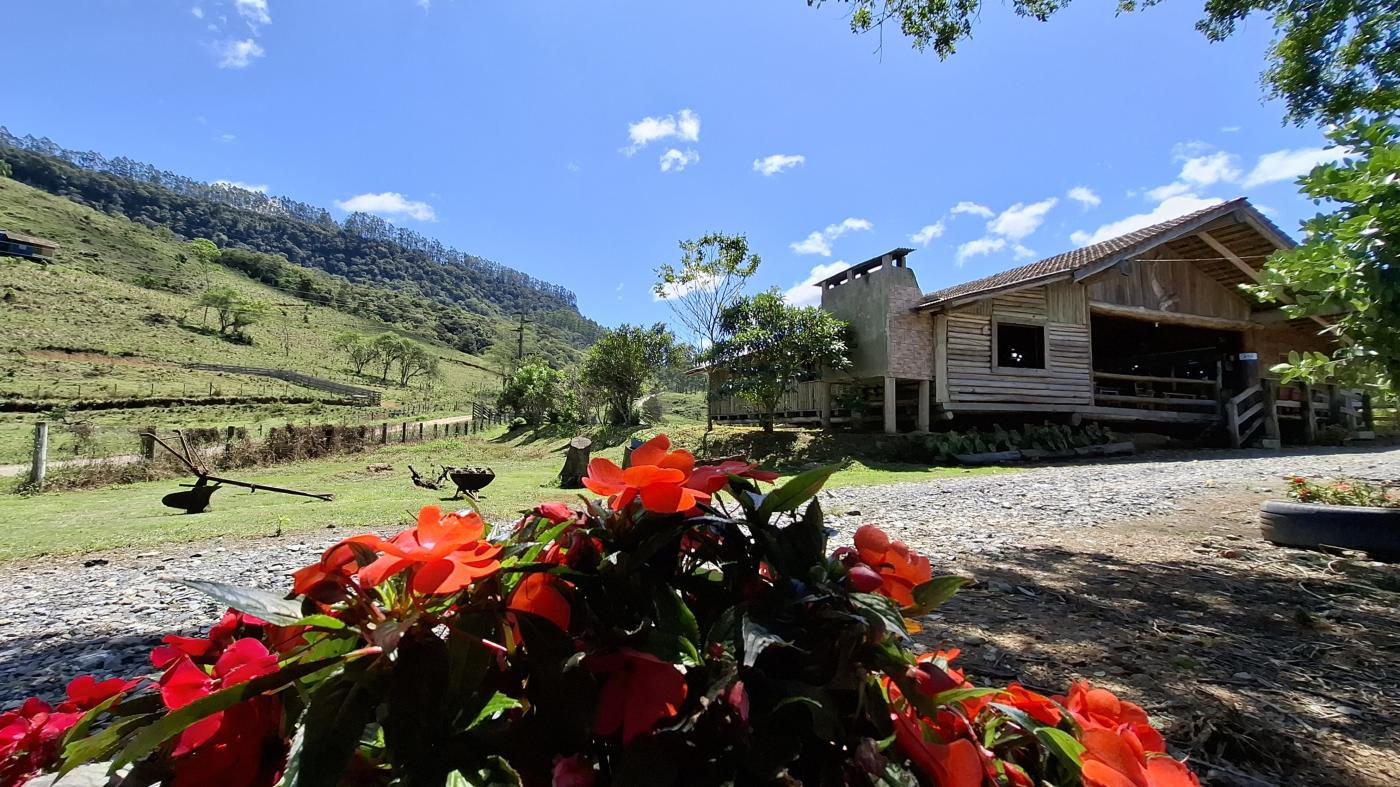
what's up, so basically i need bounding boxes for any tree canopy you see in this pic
[580,324,680,425]
[654,233,761,351]
[710,291,852,431]
[196,286,266,338]
[497,362,568,424]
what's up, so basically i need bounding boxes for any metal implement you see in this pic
[436,465,495,500]
[144,430,334,514]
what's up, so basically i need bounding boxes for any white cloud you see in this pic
[191,6,204,18]
[1221,125,1242,133]
[417,0,431,7]
[1012,244,1037,261]
[1242,146,1346,187]
[1144,181,1192,202]
[212,179,268,193]
[624,109,700,155]
[214,132,236,143]
[566,162,580,172]
[753,154,805,176]
[333,192,437,222]
[659,148,699,173]
[783,261,848,307]
[653,272,719,301]
[790,217,872,256]
[909,221,945,247]
[988,198,1057,241]
[1178,150,1241,186]
[1069,193,1223,247]
[234,0,270,26]
[951,201,993,219]
[1066,186,1101,208]
[217,38,264,68]
[955,237,1006,265]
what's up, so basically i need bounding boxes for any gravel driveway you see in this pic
[3,445,1398,707]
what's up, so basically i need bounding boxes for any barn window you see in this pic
[995,323,1046,369]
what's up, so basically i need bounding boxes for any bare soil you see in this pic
[916,486,1400,787]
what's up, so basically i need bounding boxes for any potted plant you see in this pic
[1260,476,1400,559]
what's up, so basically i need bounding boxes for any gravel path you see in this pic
[3,445,1398,707]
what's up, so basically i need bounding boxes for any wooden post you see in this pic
[1327,384,1345,431]
[1226,396,1242,449]
[1299,381,1317,444]
[916,379,931,433]
[818,381,832,430]
[30,422,48,490]
[400,423,407,443]
[558,436,593,489]
[1261,380,1281,449]
[140,432,156,461]
[380,423,388,444]
[418,423,424,441]
[883,377,898,435]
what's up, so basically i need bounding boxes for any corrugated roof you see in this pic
[0,230,60,249]
[916,198,1286,308]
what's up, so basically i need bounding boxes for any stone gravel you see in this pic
[3,445,1398,708]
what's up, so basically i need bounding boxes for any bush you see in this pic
[3,435,1197,786]
[1286,475,1398,507]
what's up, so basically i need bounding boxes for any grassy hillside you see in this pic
[0,176,505,461]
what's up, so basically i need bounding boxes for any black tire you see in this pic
[1259,500,1400,560]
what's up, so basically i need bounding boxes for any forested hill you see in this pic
[0,129,603,361]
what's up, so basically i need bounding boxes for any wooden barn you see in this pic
[708,198,1372,446]
[0,229,59,262]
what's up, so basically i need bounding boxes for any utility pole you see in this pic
[513,311,530,367]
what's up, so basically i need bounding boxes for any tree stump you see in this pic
[558,436,593,488]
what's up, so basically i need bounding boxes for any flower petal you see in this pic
[628,435,671,468]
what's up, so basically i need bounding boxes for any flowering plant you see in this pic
[4,435,1198,786]
[1285,475,1399,507]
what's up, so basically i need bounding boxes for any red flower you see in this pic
[327,506,503,596]
[158,638,287,787]
[507,572,572,644]
[852,525,932,607]
[152,610,267,669]
[686,460,779,495]
[535,502,576,524]
[552,754,596,787]
[588,649,688,744]
[886,684,983,787]
[582,435,711,513]
[1080,728,1200,787]
[0,696,87,785]
[290,541,361,597]
[62,675,140,710]
[1001,682,1061,726]
[1058,682,1165,753]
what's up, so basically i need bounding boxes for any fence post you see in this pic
[140,432,156,462]
[1261,380,1281,449]
[380,423,388,444]
[418,423,423,441]
[433,423,439,440]
[30,422,48,491]
[400,423,407,443]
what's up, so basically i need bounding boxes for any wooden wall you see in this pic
[1086,257,1251,321]
[1245,321,1335,372]
[711,378,824,419]
[942,283,1093,405]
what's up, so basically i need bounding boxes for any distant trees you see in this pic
[0,159,10,178]
[332,332,379,375]
[330,331,440,387]
[710,291,852,432]
[581,324,680,425]
[497,362,567,424]
[197,286,266,338]
[187,238,219,265]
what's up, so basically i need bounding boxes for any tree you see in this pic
[196,286,265,337]
[187,238,219,265]
[653,233,761,350]
[497,362,567,424]
[1249,119,1400,390]
[580,324,679,425]
[332,332,379,376]
[816,0,1397,124]
[394,341,440,387]
[710,291,852,432]
[0,159,11,178]
[372,333,405,382]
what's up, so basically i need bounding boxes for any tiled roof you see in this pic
[917,198,1280,308]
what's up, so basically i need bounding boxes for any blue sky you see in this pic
[7,1,1341,335]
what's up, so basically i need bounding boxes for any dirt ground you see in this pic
[916,486,1400,787]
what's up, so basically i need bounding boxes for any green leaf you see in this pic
[758,462,846,514]
[873,761,922,787]
[741,614,792,668]
[175,578,304,625]
[287,660,384,787]
[906,576,969,616]
[931,686,1001,707]
[110,651,359,772]
[59,712,155,777]
[849,592,910,642]
[466,692,523,729]
[292,614,346,630]
[1034,726,1086,770]
[654,586,700,645]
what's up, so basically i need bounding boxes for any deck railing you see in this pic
[1092,371,1222,415]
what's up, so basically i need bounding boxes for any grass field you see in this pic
[0,176,505,461]
[0,424,1005,561]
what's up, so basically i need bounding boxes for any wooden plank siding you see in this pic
[711,379,824,419]
[1085,256,1252,321]
[942,282,1093,405]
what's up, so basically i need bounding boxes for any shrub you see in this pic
[3,435,1197,786]
[1286,475,1398,507]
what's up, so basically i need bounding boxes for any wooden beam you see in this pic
[933,314,949,403]
[1089,301,1258,331]
[1198,229,1332,331]
[1093,371,1217,386]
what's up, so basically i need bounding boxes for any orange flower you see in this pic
[853,524,932,607]
[1080,728,1200,787]
[686,460,779,495]
[507,572,572,638]
[582,435,711,513]
[295,506,503,597]
[886,682,983,787]
[588,649,688,743]
[1001,682,1061,726]
[1058,682,1164,753]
